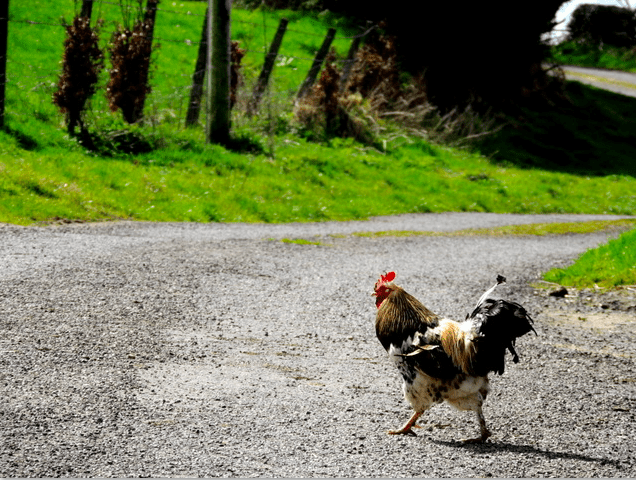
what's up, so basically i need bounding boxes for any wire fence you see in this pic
[1,0,374,133]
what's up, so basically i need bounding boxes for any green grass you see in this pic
[544,227,636,288]
[551,40,636,73]
[3,132,636,225]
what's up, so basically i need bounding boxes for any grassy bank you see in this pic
[551,40,636,73]
[544,227,636,288]
[3,128,636,225]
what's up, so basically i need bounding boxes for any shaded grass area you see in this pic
[477,81,636,177]
[544,227,636,288]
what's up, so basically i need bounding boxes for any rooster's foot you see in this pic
[387,411,423,436]
[387,427,417,436]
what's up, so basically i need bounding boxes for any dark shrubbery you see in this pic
[255,0,568,111]
[53,16,104,135]
[567,4,636,48]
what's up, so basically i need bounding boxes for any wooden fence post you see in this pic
[339,35,361,93]
[296,27,336,101]
[246,17,288,116]
[143,0,159,45]
[206,0,231,145]
[0,0,7,128]
[80,0,93,21]
[185,9,208,127]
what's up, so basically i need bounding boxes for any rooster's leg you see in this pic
[461,408,491,443]
[388,411,423,436]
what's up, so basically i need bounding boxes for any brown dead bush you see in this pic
[231,41,246,110]
[53,16,104,135]
[295,50,373,142]
[106,18,154,124]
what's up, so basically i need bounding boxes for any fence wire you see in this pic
[3,2,375,131]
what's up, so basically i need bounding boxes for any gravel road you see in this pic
[1,213,635,477]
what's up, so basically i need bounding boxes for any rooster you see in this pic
[373,272,535,442]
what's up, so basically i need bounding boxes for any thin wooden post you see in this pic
[339,35,361,92]
[296,27,336,101]
[206,0,231,145]
[80,0,93,21]
[0,0,7,128]
[246,17,288,116]
[143,0,159,46]
[185,9,209,127]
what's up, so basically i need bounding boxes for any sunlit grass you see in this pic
[543,227,636,288]
[3,129,636,226]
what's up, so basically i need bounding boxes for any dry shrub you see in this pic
[106,18,154,124]
[295,31,497,148]
[295,50,372,142]
[295,34,412,145]
[231,41,246,110]
[344,31,402,109]
[53,16,104,135]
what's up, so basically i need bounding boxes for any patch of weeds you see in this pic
[281,238,330,246]
[224,133,266,155]
[350,219,636,239]
[80,128,155,157]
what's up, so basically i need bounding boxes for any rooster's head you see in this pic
[373,271,396,308]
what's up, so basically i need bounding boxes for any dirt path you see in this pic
[0,214,634,477]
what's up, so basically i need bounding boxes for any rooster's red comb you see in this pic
[380,271,395,283]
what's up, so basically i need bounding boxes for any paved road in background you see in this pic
[561,64,636,98]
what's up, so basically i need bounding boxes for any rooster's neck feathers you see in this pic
[375,284,439,352]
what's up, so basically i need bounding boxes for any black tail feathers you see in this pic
[469,298,536,376]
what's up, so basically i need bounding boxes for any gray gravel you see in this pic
[1,213,635,477]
